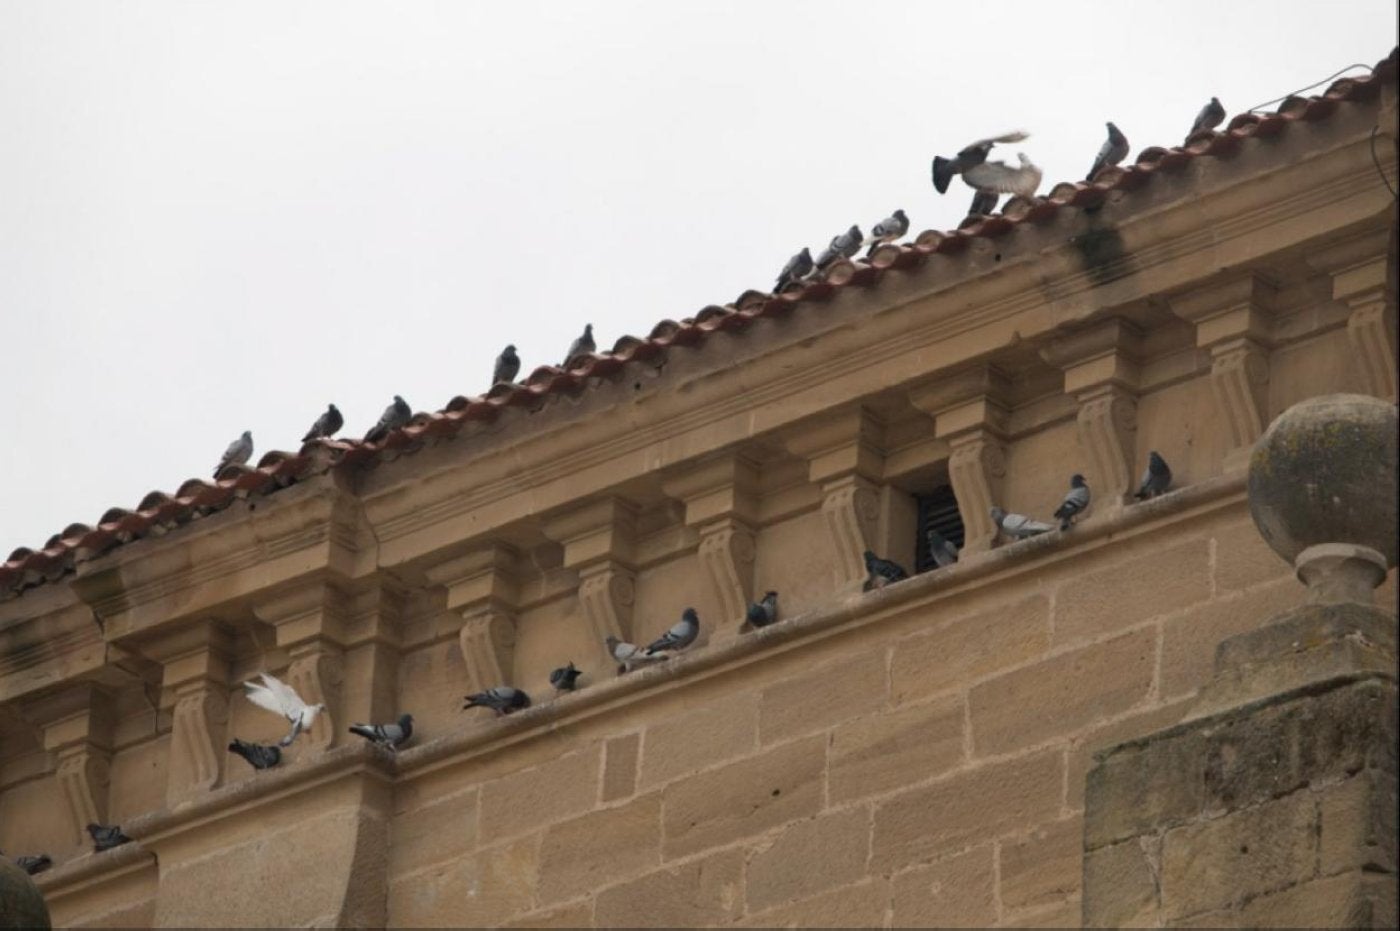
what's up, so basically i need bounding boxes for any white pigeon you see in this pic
[243,672,324,747]
[606,635,669,675]
[964,151,1043,199]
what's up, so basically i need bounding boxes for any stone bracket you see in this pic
[1332,256,1397,402]
[1209,338,1270,470]
[695,519,757,623]
[24,683,115,845]
[943,429,1006,553]
[818,474,880,586]
[426,546,524,691]
[252,582,349,752]
[543,499,639,658]
[662,454,761,623]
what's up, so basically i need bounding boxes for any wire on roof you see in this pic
[1247,63,1374,113]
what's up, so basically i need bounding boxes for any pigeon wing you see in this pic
[964,155,1042,197]
[968,129,1031,149]
[243,681,288,718]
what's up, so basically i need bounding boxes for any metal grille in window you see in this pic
[915,485,964,573]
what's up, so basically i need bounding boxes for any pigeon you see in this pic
[227,738,282,771]
[968,190,1000,217]
[745,591,779,629]
[606,635,669,674]
[364,395,412,444]
[644,607,700,655]
[3,852,52,875]
[932,130,1030,193]
[1086,122,1129,181]
[926,529,960,568]
[814,225,864,269]
[774,247,814,293]
[549,662,582,691]
[868,209,909,248]
[1133,451,1173,500]
[86,823,131,853]
[348,713,414,751]
[864,550,909,590]
[463,687,531,716]
[964,151,1042,201]
[493,344,521,385]
[1053,474,1091,530]
[563,324,596,367]
[301,405,343,443]
[990,506,1055,540]
[213,431,253,477]
[243,672,325,747]
[1188,97,1226,139]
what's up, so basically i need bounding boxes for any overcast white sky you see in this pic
[1,1,1395,555]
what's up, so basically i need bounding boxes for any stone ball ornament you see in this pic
[0,856,51,929]
[1248,394,1398,603]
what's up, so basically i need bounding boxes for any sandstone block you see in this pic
[890,595,1049,704]
[1082,835,1161,928]
[479,745,602,843]
[758,648,886,745]
[388,834,539,928]
[1053,538,1209,645]
[999,815,1082,911]
[828,693,963,804]
[1066,699,1192,812]
[639,690,758,790]
[1000,896,1082,928]
[593,848,743,928]
[744,807,871,912]
[1318,769,1398,874]
[503,900,594,928]
[537,793,661,906]
[602,733,640,802]
[1213,516,1291,592]
[388,785,478,879]
[1167,871,1397,928]
[736,878,888,929]
[1158,576,1300,699]
[1085,727,1207,849]
[890,844,996,927]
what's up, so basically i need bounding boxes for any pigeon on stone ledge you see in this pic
[745,591,779,629]
[214,431,253,477]
[243,672,325,747]
[1134,451,1173,500]
[606,636,668,674]
[463,687,531,716]
[926,530,960,568]
[349,713,414,752]
[2,852,52,875]
[990,506,1055,540]
[644,607,700,655]
[364,395,412,444]
[549,662,582,691]
[86,823,131,853]
[227,738,282,770]
[301,404,343,442]
[1054,474,1091,530]
[864,550,909,590]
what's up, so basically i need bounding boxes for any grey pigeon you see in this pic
[1053,474,1091,530]
[1188,97,1225,139]
[745,590,779,629]
[563,324,595,367]
[1086,122,1129,180]
[865,210,909,255]
[348,713,414,751]
[493,345,521,385]
[606,635,668,674]
[864,550,909,590]
[991,506,1055,540]
[814,225,864,269]
[463,686,531,716]
[227,738,282,771]
[86,823,131,853]
[968,190,1000,217]
[302,404,343,442]
[926,529,960,568]
[243,672,325,747]
[214,430,253,477]
[644,607,700,655]
[364,395,412,444]
[932,130,1030,193]
[774,247,814,293]
[1134,451,1173,500]
[549,662,582,691]
[15,853,52,875]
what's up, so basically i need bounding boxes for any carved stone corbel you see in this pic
[24,684,115,845]
[543,498,639,658]
[661,454,761,626]
[252,583,348,753]
[426,546,523,692]
[1333,257,1397,402]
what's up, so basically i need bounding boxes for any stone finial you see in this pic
[1247,394,1398,605]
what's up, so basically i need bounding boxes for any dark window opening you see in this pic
[915,484,965,573]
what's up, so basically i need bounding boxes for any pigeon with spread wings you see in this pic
[932,130,1030,194]
[243,672,325,747]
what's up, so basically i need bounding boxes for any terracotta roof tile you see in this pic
[2,48,1396,602]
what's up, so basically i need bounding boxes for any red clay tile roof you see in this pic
[3,49,1396,602]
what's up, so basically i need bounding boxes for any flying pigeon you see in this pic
[868,210,909,248]
[3,852,52,875]
[1086,122,1130,181]
[1134,451,1173,500]
[814,225,864,269]
[348,713,414,751]
[243,672,325,747]
[549,662,582,691]
[606,635,669,674]
[213,431,253,477]
[644,607,700,655]
[1054,474,1091,530]
[990,506,1055,540]
[864,550,909,590]
[1188,97,1226,139]
[86,823,131,853]
[463,686,531,716]
[926,529,960,568]
[301,405,343,443]
[364,395,412,444]
[774,247,814,293]
[227,738,282,771]
[964,151,1043,201]
[564,324,596,367]
[493,345,521,385]
[745,591,779,629]
[932,130,1030,193]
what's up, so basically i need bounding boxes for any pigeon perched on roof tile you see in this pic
[869,209,909,246]
[4,853,52,875]
[493,345,521,385]
[1053,474,1091,530]
[864,550,909,590]
[227,738,282,771]
[214,431,253,477]
[1086,122,1129,180]
[1188,97,1226,139]
[932,130,1030,193]
[644,607,700,655]
[991,507,1055,540]
[774,247,814,293]
[301,405,343,443]
[606,635,668,674]
[243,672,325,747]
[348,713,414,751]
[926,529,960,568]
[86,823,131,853]
[745,591,779,629]
[463,686,531,716]
[364,395,412,444]
[814,225,864,269]
[564,324,595,367]
[549,662,582,691]
[1134,451,1173,500]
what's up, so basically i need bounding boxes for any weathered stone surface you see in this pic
[744,807,870,912]
[735,878,888,929]
[1083,835,1161,928]
[1085,727,1208,849]
[1167,870,1397,928]
[1212,518,1291,593]
[889,845,996,927]
[479,746,602,842]
[1053,540,1210,645]
[1000,896,1082,928]
[388,834,539,928]
[0,857,51,930]
[593,848,744,928]
[537,793,660,905]
[828,693,963,803]
[758,648,886,744]
[502,900,594,929]
[998,816,1082,911]
[890,595,1049,704]
[1067,699,1192,812]
[1318,768,1399,874]
[1158,576,1300,699]
[639,691,758,790]
[388,785,478,878]
[601,732,640,802]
